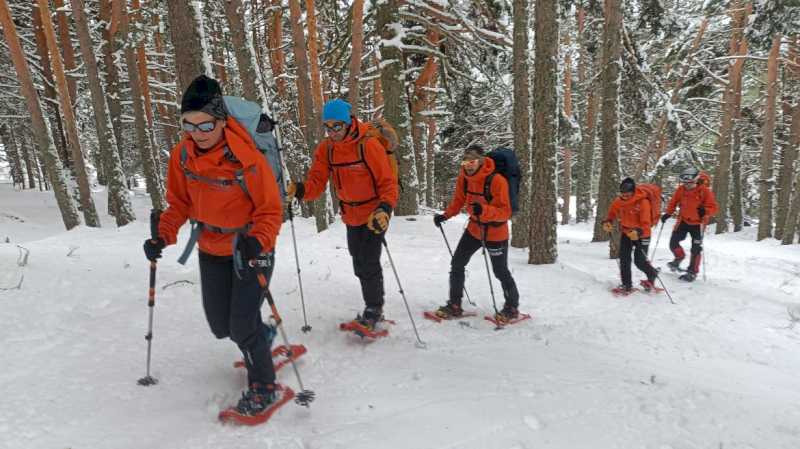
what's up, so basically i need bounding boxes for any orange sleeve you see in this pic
[444,174,466,218]
[158,145,191,246]
[244,158,283,253]
[605,200,619,222]
[362,137,399,208]
[480,175,512,222]
[639,198,652,229]
[702,187,719,219]
[302,142,331,201]
[666,187,682,215]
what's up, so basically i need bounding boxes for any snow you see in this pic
[1,184,800,449]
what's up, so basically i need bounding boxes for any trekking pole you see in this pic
[381,237,427,349]
[650,221,666,261]
[635,245,676,305]
[700,223,708,282]
[254,271,315,407]
[479,226,501,324]
[138,209,161,386]
[437,225,476,307]
[272,118,311,333]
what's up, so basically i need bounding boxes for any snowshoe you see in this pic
[639,280,664,293]
[218,383,295,426]
[485,306,531,327]
[678,272,697,282]
[611,285,637,296]
[339,308,393,339]
[233,344,307,371]
[424,302,477,322]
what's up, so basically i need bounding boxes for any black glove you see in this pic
[433,214,447,228]
[697,206,706,218]
[143,237,166,262]
[471,202,483,218]
[236,235,263,261]
[661,213,671,224]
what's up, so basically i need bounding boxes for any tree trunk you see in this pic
[377,0,418,215]
[31,4,70,170]
[712,1,750,235]
[757,35,781,240]
[592,0,623,255]
[0,0,80,229]
[528,0,559,265]
[775,36,799,240]
[166,0,212,96]
[510,0,531,247]
[99,0,127,168]
[268,0,287,100]
[1,123,23,188]
[152,14,179,149]
[575,5,599,223]
[223,0,264,104]
[17,128,38,190]
[731,123,744,232]
[305,0,325,117]
[121,2,165,211]
[348,0,365,113]
[69,0,135,226]
[53,0,79,102]
[410,28,440,208]
[37,0,100,227]
[782,166,800,245]
[289,0,328,232]
[373,53,384,110]
[561,29,574,225]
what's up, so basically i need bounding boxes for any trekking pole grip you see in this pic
[150,209,161,241]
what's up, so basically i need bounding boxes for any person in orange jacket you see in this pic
[285,99,399,330]
[602,177,659,294]
[432,145,520,323]
[142,75,284,417]
[661,167,719,281]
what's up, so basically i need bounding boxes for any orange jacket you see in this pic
[606,189,653,238]
[303,118,398,226]
[158,118,283,256]
[443,157,512,242]
[665,184,718,225]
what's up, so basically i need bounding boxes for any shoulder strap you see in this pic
[483,173,496,204]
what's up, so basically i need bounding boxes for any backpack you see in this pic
[636,183,662,227]
[697,171,711,188]
[222,96,286,200]
[463,147,521,216]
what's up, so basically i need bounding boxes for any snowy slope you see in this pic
[1,184,799,449]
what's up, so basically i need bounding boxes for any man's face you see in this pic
[182,111,225,150]
[461,152,482,175]
[323,120,348,142]
[620,191,633,200]
[683,180,697,191]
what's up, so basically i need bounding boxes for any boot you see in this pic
[357,306,383,330]
[679,271,696,282]
[639,279,656,292]
[494,304,519,324]
[233,383,278,416]
[434,301,463,319]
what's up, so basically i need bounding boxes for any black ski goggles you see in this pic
[182,120,218,133]
[679,174,697,183]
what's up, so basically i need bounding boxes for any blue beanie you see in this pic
[322,99,352,125]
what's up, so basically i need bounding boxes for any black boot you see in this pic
[234,383,278,416]
[434,301,463,319]
[358,306,383,330]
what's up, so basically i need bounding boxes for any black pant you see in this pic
[449,231,519,308]
[199,251,275,386]
[346,224,385,310]
[669,221,703,273]
[619,234,658,288]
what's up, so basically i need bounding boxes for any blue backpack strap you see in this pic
[177,220,203,265]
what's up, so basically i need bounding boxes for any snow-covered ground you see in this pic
[1,183,799,449]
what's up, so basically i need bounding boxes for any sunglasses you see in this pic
[679,176,697,183]
[461,158,480,167]
[323,122,347,133]
[182,120,217,133]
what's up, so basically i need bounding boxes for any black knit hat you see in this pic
[180,75,228,119]
[464,144,486,157]
[619,177,636,193]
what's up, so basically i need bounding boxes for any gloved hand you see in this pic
[143,237,166,262]
[367,203,392,235]
[697,206,706,218]
[471,202,483,218]
[661,213,671,224]
[236,235,263,261]
[627,228,642,241]
[433,214,447,228]
[286,181,304,202]
[602,221,613,233]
